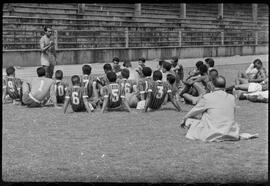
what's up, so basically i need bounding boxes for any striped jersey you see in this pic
[103,83,125,108]
[81,74,96,98]
[116,78,137,94]
[3,76,22,100]
[147,80,172,109]
[65,86,88,112]
[54,80,68,104]
[136,77,154,100]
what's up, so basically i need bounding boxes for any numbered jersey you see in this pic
[54,80,68,104]
[103,83,124,108]
[136,77,154,100]
[116,78,137,94]
[3,76,22,100]
[66,86,88,112]
[29,77,54,101]
[148,80,171,109]
[80,74,96,98]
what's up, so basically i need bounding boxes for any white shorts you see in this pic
[247,91,268,99]
[248,83,262,93]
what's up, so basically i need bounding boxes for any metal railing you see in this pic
[2,29,268,50]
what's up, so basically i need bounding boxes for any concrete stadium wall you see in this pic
[3,45,268,68]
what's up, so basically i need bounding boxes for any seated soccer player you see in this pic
[166,74,181,102]
[144,70,181,112]
[112,57,122,76]
[116,68,138,108]
[171,56,184,89]
[22,66,58,108]
[101,71,131,113]
[162,61,175,82]
[63,75,94,113]
[81,64,99,108]
[135,67,154,109]
[204,58,215,72]
[123,60,139,82]
[54,70,68,105]
[135,57,146,78]
[181,64,210,105]
[2,66,23,105]
[186,60,204,80]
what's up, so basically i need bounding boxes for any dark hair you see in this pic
[6,66,15,76]
[205,58,215,67]
[71,75,80,85]
[167,74,176,85]
[82,64,92,75]
[153,70,163,81]
[139,57,146,63]
[253,58,262,66]
[212,75,226,88]
[121,68,130,79]
[112,57,120,63]
[55,70,63,80]
[106,71,117,82]
[123,60,132,68]
[196,61,204,69]
[44,26,52,32]
[37,67,46,77]
[103,63,112,72]
[159,60,164,66]
[162,61,172,72]
[142,67,152,77]
[199,64,208,75]
[171,56,178,63]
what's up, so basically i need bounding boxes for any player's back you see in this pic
[30,77,54,101]
[148,80,171,109]
[104,83,123,108]
[3,76,22,100]
[67,86,87,112]
[81,74,96,98]
[117,78,136,94]
[137,77,153,99]
[54,80,68,104]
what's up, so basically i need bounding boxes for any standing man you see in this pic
[40,26,57,78]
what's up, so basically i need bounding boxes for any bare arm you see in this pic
[101,96,109,113]
[83,97,92,113]
[122,97,131,112]
[63,98,70,113]
[168,92,182,112]
[143,91,151,112]
[2,87,7,104]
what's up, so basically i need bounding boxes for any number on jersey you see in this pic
[111,88,119,102]
[58,85,65,96]
[156,86,164,99]
[72,92,80,105]
[7,81,15,92]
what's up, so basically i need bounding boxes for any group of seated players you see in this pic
[2,56,268,114]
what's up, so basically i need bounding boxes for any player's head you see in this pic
[123,60,132,68]
[162,61,172,73]
[199,64,208,75]
[138,57,146,66]
[112,57,120,65]
[36,67,46,77]
[142,67,152,77]
[253,59,263,69]
[171,56,178,64]
[82,64,92,75]
[195,61,204,70]
[71,75,81,86]
[153,70,163,81]
[205,58,215,68]
[6,66,15,76]
[167,74,176,85]
[106,71,117,83]
[44,26,53,37]
[103,63,112,73]
[158,60,164,68]
[121,68,130,79]
[55,70,63,80]
[209,69,219,81]
[213,75,226,88]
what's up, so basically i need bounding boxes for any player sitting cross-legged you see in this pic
[22,66,58,108]
[116,68,138,108]
[2,66,23,105]
[54,70,68,105]
[101,71,131,113]
[63,75,94,113]
[80,64,99,109]
[144,70,182,112]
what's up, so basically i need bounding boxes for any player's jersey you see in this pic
[66,86,88,112]
[54,80,68,104]
[136,77,153,100]
[3,76,22,100]
[147,80,172,109]
[103,83,125,108]
[29,77,54,101]
[116,78,137,94]
[81,74,97,98]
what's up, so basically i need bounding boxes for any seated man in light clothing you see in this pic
[180,76,241,142]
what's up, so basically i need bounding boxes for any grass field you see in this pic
[2,63,268,183]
